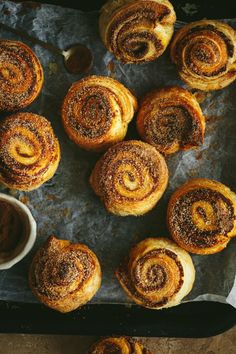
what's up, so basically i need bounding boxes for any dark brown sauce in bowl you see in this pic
[0,197,32,266]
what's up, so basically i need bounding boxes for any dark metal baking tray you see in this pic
[0,0,236,337]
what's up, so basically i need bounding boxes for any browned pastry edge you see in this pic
[29,236,102,313]
[0,112,60,191]
[136,86,205,154]
[0,40,44,111]
[61,75,137,151]
[170,20,236,91]
[116,237,195,309]
[90,140,169,216]
[167,178,236,254]
[99,0,176,63]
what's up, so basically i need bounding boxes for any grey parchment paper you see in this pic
[0,0,236,307]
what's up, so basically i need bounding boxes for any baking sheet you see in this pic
[0,0,236,307]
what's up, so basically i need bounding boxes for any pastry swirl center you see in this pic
[107,1,173,62]
[131,249,184,301]
[178,26,232,77]
[102,144,161,202]
[171,188,234,248]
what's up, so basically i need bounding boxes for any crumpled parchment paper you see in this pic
[0,0,236,307]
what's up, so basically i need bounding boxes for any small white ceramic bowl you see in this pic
[0,193,37,270]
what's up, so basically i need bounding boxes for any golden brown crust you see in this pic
[99,0,176,64]
[61,75,137,152]
[0,112,60,191]
[89,336,152,354]
[0,40,44,111]
[136,86,205,154]
[29,236,102,313]
[90,140,168,216]
[116,237,195,309]
[170,20,236,91]
[167,179,236,254]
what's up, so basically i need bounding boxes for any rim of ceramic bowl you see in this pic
[0,193,37,270]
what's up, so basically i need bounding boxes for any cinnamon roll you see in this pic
[0,113,60,191]
[116,237,195,309]
[167,179,236,254]
[170,20,236,91]
[29,236,102,313]
[61,75,137,151]
[89,337,152,354]
[90,140,168,216]
[99,0,176,64]
[136,86,205,154]
[0,40,43,111]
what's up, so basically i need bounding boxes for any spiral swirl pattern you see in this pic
[62,76,137,151]
[90,140,168,216]
[0,40,43,111]
[170,20,236,90]
[89,337,151,354]
[29,236,102,313]
[167,179,236,254]
[137,86,205,154]
[0,113,60,191]
[99,0,176,63]
[116,238,195,309]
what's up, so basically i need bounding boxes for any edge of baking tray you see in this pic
[0,0,235,337]
[0,300,235,337]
